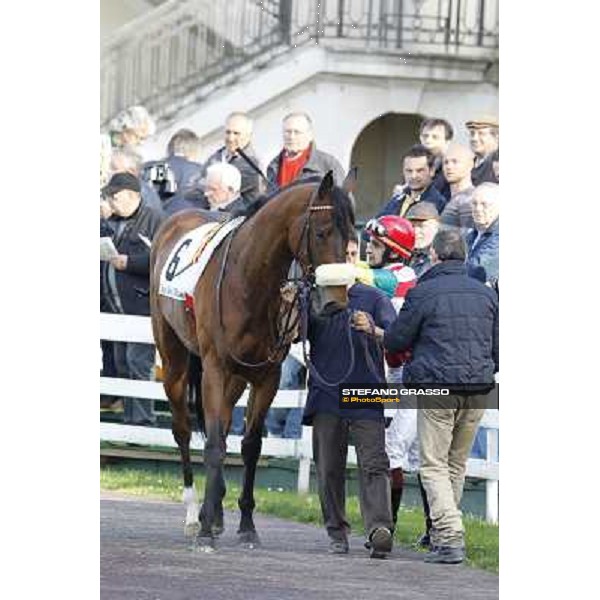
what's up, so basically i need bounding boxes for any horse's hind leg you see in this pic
[197,359,246,551]
[155,318,199,536]
[238,368,280,547]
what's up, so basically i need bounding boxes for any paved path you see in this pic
[101,494,498,600]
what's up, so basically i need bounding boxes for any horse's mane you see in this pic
[328,185,356,241]
[231,176,355,240]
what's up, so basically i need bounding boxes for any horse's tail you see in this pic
[187,353,205,435]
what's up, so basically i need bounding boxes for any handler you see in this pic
[302,234,396,559]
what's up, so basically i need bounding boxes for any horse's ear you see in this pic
[317,170,334,199]
[342,167,358,194]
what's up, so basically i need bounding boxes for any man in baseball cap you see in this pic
[100,170,163,426]
[102,172,141,196]
[465,115,499,186]
[405,202,440,277]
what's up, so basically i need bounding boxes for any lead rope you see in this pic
[298,285,358,387]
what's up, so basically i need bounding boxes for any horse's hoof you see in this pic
[193,535,216,554]
[237,530,261,548]
[184,521,200,537]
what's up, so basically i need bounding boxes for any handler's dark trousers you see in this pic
[312,412,393,541]
[418,395,486,548]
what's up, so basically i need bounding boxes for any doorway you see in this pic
[350,112,423,222]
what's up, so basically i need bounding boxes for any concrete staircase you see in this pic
[101,0,498,131]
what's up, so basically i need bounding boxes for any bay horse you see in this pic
[149,170,356,550]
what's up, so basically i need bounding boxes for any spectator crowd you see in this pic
[100,104,499,564]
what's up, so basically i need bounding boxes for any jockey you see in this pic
[356,215,431,544]
[357,215,417,311]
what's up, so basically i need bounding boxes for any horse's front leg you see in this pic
[238,368,280,547]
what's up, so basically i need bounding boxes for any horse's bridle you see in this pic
[215,186,334,369]
[215,183,382,386]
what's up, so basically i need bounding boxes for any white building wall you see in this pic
[141,44,498,187]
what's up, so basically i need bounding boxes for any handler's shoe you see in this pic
[328,538,349,554]
[369,527,393,559]
[424,545,465,564]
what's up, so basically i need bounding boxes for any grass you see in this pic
[100,464,498,573]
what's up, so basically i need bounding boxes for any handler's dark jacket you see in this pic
[266,143,345,188]
[383,260,499,392]
[302,283,397,425]
[204,144,265,202]
[100,203,164,316]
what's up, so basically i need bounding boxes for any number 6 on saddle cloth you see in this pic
[158,217,245,302]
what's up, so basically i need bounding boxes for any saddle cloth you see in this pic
[158,216,245,301]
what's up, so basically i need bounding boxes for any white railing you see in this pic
[100,312,499,523]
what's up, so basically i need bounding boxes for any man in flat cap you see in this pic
[465,116,499,186]
[406,202,440,278]
[100,172,164,425]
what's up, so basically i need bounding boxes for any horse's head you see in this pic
[292,169,357,313]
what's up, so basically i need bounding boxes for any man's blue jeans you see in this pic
[265,355,305,438]
[113,342,156,425]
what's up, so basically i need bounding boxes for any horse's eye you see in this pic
[315,229,330,240]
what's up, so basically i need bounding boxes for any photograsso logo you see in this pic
[337,384,499,409]
[341,387,450,398]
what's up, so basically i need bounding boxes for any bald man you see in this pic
[204,112,265,202]
[439,143,476,233]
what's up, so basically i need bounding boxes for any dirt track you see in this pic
[101,494,498,600]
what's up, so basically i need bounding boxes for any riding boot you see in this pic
[417,473,433,547]
[390,468,404,535]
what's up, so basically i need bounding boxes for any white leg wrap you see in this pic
[182,486,200,529]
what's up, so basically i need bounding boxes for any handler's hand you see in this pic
[110,254,128,270]
[352,310,373,334]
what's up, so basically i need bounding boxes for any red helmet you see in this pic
[364,215,415,260]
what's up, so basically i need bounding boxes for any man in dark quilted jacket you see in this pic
[382,229,499,564]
